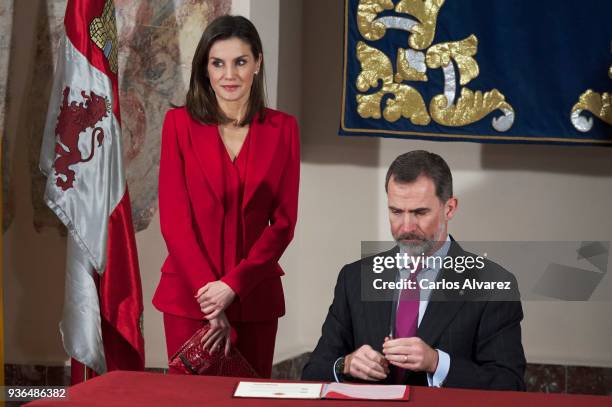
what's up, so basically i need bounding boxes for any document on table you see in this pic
[321,383,410,401]
[234,382,323,399]
[234,381,410,401]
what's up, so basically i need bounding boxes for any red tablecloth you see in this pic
[26,371,612,407]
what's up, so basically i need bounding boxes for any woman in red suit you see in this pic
[152,15,299,378]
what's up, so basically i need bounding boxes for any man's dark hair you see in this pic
[186,15,266,126]
[385,150,453,202]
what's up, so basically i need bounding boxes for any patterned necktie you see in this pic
[393,262,422,383]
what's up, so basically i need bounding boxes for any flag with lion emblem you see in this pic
[39,0,144,380]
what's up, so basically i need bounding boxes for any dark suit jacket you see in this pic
[302,241,526,390]
[152,107,300,322]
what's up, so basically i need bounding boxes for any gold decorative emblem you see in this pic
[571,65,612,132]
[355,0,515,131]
[89,0,119,74]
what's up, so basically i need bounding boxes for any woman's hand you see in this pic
[196,281,236,319]
[200,311,231,356]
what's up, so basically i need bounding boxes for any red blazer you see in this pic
[152,107,300,322]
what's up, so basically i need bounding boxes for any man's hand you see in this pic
[196,281,236,319]
[344,345,390,381]
[382,337,439,373]
[200,311,232,356]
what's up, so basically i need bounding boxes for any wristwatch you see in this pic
[334,356,346,381]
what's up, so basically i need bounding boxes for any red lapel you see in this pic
[242,112,279,211]
[182,110,224,205]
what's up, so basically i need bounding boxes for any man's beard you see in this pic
[395,221,445,256]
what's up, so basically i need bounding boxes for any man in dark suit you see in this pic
[302,151,526,390]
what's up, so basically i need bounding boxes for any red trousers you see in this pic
[163,313,278,378]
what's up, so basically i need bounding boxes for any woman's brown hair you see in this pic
[186,15,266,126]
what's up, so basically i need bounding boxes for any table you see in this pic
[27,371,612,406]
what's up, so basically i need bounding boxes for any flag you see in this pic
[39,0,144,378]
[340,0,612,145]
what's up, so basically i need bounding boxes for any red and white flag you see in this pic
[39,0,144,377]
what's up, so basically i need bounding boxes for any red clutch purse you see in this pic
[168,324,259,377]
